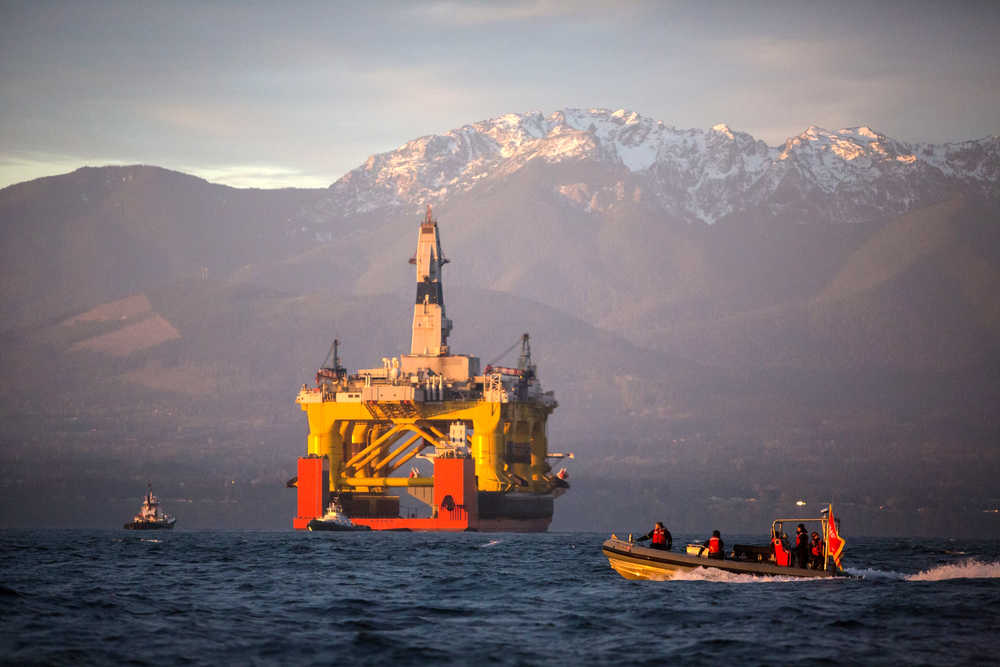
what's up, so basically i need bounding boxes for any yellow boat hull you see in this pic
[602,537,838,580]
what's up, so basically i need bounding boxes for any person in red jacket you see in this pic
[772,530,791,566]
[792,524,811,569]
[637,521,672,550]
[705,530,724,559]
[809,531,825,570]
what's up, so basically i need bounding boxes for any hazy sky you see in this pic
[2,0,998,189]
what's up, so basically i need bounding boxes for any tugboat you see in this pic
[307,498,372,532]
[123,484,176,530]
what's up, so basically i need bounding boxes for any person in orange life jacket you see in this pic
[792,523,810,569]
[809,531,824,570]
[772,530,790,567]
[637,521,672,550]
[704,530,724,559]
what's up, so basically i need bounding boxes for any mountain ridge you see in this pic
[1,119,998,532]
[320,108,999,225]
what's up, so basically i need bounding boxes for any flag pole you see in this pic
[824,503,831,572]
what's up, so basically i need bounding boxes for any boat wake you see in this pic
[664,559,1000,583]
[906,560,1000,581]
[844,567,904,581]
[846,559,1000,581]
[670,568,805,583]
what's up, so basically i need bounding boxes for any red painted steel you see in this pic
[352,456,478,531]
[294,457,324,529]
[294,454,549,532]
[432,457,477,515]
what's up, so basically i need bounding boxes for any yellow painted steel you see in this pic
[299,397,556,496]
[373,433,423,473]
[349,423,369,456]
[386,441,430,471]
[345,476,434,487]
[423,424,447,440]
[345,424,406,469]
[352,445,389,473]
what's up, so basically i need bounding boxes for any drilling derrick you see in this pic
[291,206,570,531]
[409,205,451,356]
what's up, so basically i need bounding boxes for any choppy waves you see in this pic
[1,532,998,666]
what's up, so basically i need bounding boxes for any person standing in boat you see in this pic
[705,530,724,559]
[637,521,672,550]
[793,524,810,569]
[809,531,824,570]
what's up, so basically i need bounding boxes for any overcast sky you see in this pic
[1,0,998,189]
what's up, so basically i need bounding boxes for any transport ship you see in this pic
[289,206,571,531]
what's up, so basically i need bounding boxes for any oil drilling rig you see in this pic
[290,206,570,531]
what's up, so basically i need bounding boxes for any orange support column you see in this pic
[293,456,327,530]
[433,457,478,525]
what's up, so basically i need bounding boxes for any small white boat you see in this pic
[307,499,372,532]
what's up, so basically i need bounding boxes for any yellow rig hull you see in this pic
[297,396,559,526]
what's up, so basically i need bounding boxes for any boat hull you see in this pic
[348,515,550,532]
[602,538,837,580]
[348,492,553,532]
[293,456,556,532]
[123,520,176,530]
[306,520,372,532]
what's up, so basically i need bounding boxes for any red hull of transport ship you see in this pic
[292,455,552,532]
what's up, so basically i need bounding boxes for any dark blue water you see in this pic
[2,531,998,666]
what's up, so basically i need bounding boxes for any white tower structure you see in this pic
[399,206,479,382]
[410,205,452,356]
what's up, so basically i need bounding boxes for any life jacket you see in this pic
[773,537,790,566]
[652,527,666,546]
[811,538,823,557]
[708,536,721,554]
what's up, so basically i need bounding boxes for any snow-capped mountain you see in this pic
[324,108,999,224]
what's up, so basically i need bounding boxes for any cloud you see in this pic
[149,105,247,139]
[181,163,334,189]
[411,0,584,25]
[2,2,996,189]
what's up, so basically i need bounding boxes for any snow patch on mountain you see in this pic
[323,109,999,224]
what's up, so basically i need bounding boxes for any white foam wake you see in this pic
[845,559,1000,582]
[669,568,805,583]
[639,559,1000,583]
[905,560,1000,581]
[844,567,905,581]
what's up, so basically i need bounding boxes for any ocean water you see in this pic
[1,531,998,666]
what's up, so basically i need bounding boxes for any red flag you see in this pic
[826,506,845,570]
